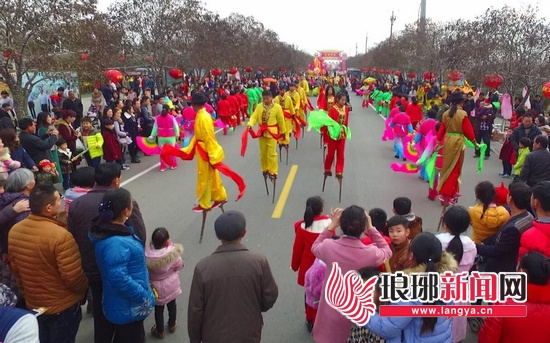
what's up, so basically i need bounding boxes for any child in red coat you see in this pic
[291,196,331,332]
[498,127,515,178]
[101,119,122,165]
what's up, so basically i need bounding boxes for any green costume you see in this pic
[245,88,258,115]
[382,91,393,118]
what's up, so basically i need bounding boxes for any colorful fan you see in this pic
[391,162,419,174]
[382,117,394,141]
[214,119,227,129]
[136,136,161,155]
[403,135,420,163]
[416,133,437,166]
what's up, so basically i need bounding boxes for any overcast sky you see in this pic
[96,0,548,56]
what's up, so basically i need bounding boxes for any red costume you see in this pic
[324,104,349,176]
[227,94,240,126]
[217,98,232,131]
[406,103,423,128]
[238,92,249,121]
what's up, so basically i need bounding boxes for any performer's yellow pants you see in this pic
[197,157,227,210]
[259,136,278,175]
[281,118,294,145]
[298,108,306,122]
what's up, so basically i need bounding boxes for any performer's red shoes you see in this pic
[324,171,332,177]
[192,206,205,212]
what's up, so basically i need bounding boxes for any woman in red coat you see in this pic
[54,109,81,166]
[101,119,122,163]
[291,196,331,331]
[479,252,550,343]
[406,96,423,129]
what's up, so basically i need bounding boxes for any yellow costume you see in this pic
[298,85,308,122]
[275,93,295,145]
[300,78,310,94]
[287,90,301,134]
[248,102,286,176]
[193,107,227,210]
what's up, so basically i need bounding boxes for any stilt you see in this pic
[271,177,277,203]
[279,145,283,162]
[319,134,322,149]
[285,145,289,165]
[323,145,326,162]
[199,210,208,244]
[220,204,225,213]
[337,176,343,203]
[322,174,328,192]
[295,137,299,150]
[263,172,270,195]
[437,203,449,231]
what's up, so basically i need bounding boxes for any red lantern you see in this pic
[484,74,503,89]
[146,56,153,63]
[407,72,416,79]
[542,82,550,99]
[386,69,392,75]
[3,51,10,59]
[211,68,222,76]
[423,71,436,81]
[228,67,238,75]
[447,70,463,82]
[118,55,126,62]
[279,67,286,72]
[395,70,401,77]
[245,66,253,73]
[361,68,368,72]
[104,69,123,83]
[372,68,378,72]
[168,68,183,79]
[79,53,89,61]
[259,67,265,72]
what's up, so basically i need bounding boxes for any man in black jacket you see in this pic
[18,118,57,165]
[520,135,550,187]
[62,91,84,130]
[67,163,147,343]
[510,113,542,152]
[477,182,533,273]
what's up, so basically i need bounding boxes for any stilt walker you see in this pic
[317,85,337,160]
[242,90,286,203]
[160,93,246,243]
[274,85,294,164]
[287,82,306,150]
[309,93,351,203]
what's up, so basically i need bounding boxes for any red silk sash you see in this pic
[241,124,281,157]
[283,111,307,139]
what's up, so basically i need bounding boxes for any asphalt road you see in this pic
[75,93,500,342]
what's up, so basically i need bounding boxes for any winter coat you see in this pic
[0,192,30,253]
[510,124,542,151]
[9,147,36,170]
[437,233,477,343]
[519,220,550,259]
[101,129,121,161]
[54,119,78,156]
[8,214,88,314]
[479,282,550,343]
[114,120,132,145]
[304,258,326,309]
[513,147,529,175]
[81,128,104,159]
[0,307,39,343]
[469,204,510,244]
[291,215,332,286]
[474,106,495,134]
[477,212,533,274]
[366,252,458,343]
[499,138,515,165]
[57,148,72,174]
[0,148,20,180]
[122,112,139,138]
[19,131,56,165]
[187,243,278,343]
[145,243,184,306]
[63,186,90,214]
[34,170,60,185]
[519,148,550,187]
[311,228,392,343]
[89,220,155,325]
[68,186,146,283]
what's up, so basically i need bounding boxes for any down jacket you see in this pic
[8,215,88,314]
[145,243,184,306]
[367,252,458,343]
[469,204,510,244]
[89,219,155,325]
[479,282,550,343]
[519,220,550,259]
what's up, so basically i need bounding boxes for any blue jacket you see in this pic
[10,146,36,170]
[367,300,453,343]
[89,220,155,325]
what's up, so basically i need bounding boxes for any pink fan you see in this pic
[391,162,419,174]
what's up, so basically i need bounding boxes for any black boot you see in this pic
[131,157,141,163]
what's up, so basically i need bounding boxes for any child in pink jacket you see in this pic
[146,227,184,339]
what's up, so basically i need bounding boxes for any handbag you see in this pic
[347,324,386,343]
[75,138,85,152]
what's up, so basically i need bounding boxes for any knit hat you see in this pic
[495,182,509,205]
[39,159,52,168]
[214,210,246,241]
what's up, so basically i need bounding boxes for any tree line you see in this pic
[0,0,311,117]
[347,5,550,99]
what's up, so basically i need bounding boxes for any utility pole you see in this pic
[365,33,368,53]
[390,11,396,42]
[420,0,427,32]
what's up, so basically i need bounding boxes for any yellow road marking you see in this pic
[271,165,298,218]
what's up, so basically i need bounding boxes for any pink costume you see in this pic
[152,113,180,169]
